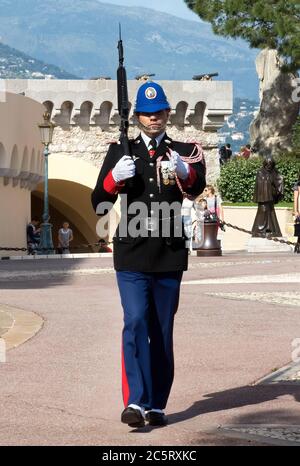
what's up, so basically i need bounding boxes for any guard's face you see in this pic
[136,109,170,137]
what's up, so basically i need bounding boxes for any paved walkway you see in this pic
[0,252,300,446]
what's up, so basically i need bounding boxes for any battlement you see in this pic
[3,79,232,131]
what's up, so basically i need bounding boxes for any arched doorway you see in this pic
[32,180,97,252]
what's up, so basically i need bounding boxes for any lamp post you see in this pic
[38,112,55,255]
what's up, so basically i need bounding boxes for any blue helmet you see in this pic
[134,81,170,113]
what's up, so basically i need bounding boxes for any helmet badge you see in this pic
[145,87,157,100]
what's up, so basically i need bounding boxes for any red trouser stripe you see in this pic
[121,339,130,407]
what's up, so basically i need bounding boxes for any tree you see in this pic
[185,0,300,155]
[184,0,300,72]
[292,116,300,156]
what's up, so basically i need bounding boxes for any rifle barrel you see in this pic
[118,23,124,66]
[117,24,131,162]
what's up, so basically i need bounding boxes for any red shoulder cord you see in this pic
[156,142,206,199]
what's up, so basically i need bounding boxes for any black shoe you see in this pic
[145,411,168,426]
[121,407,145,428]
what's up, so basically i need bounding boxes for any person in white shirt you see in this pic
[58,222,73,254]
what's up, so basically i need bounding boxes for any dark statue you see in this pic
[251,158,283,238]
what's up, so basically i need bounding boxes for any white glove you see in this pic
[112,155,136,183]
[170,150,189,180]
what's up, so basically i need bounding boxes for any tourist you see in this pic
[293,174,300,253]
[241,144,251,160]
[202,185,224,224]
[219,143,232,165]
[58,221,73,254]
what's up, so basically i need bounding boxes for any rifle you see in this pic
[117,24,131,159]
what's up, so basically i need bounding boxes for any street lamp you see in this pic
[38,111,55,255]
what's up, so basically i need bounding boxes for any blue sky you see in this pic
[101,0,200,21]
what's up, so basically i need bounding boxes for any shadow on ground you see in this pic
[0,257,114,289]
[168,384,300,425]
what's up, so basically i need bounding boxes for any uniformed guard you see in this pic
[91,81,206,428]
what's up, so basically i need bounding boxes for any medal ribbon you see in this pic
[156,141,206,198]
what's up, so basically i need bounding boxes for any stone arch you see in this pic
[32,154,118,248]
[74,101,93,128]
[20,146,29,177]
[111,101,132,126]
[188,101,206,129]
[0,142,7,168]
[94,101,113,128]
[53,100,74,127]
[21,146,29,171]
[33,179,98,249]
[11,145,20,173]
[32,186,95,251]
[170,101,188,128]
[43,100,54,118]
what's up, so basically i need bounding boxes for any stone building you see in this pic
[0,79,232,254]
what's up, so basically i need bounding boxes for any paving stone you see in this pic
[220,425,300,445]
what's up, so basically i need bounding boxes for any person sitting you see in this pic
[26,217,40,255]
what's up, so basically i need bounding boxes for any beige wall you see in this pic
[0,82,233,255]
[0,93,44,183]
[220,206,294,251]
[0,93,45,256]
[0,178,31,255]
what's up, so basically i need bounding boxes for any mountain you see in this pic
[218,98,260,153]
[0,42,79,79]
[0,0,259,98]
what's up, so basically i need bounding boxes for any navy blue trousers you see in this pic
[116,270,183,410]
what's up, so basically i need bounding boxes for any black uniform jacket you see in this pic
[91,134,206,272]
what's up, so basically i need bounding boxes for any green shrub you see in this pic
[217,154,300,203]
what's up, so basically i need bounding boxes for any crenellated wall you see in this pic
[0,79,232,253]
[3,79,233,183]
